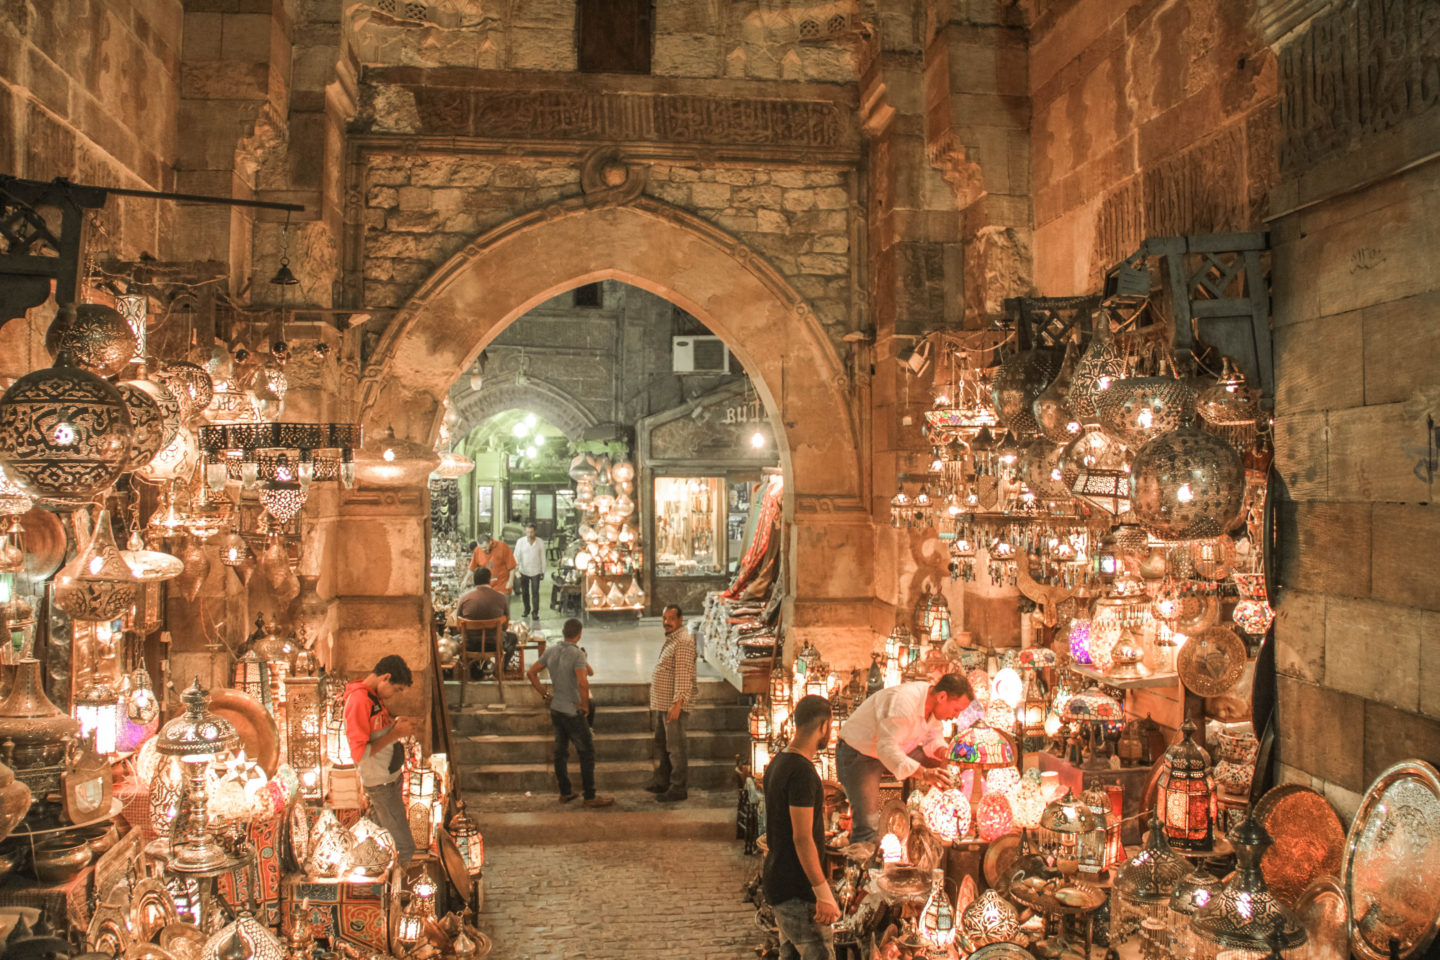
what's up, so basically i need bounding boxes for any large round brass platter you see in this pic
[205,688,278,776]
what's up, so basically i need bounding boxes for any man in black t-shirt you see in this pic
[762,695,838,960]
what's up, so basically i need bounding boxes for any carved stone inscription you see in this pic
[402,86,854,151]
[1278,0,1440,174]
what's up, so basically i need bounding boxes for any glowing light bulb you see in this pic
[535,434,546,446]
[54,424,75,445]
[750,430,765,449]
[512,423,527,438]
[1177,483,1194,502]
[1137,408,1153,429]
[383,448,396,462]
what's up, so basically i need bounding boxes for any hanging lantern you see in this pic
[1195,360,1260,452]
[0,354,133,505]
[1190,815,1307,960]
[1069,320,1125,423]
[1112,817,1189,945]
[233,649,271,708]
[1155,720,1217,852]
[1032,343,1080,443]
[914,589,951,641]
[961,888,1020,947]
[261,482,307,525]
[73,678,122,756]
[116,382,166,472]
[53,509,141,620]
[1131,425,1245,541]
[136,423,199,482]
[45,302,138,378]
[919,868,958,951]
[749,737,773,777]
[115,293,148,362]
[1096,371,1197,447]
[747,700,769,741]
[156,361,214,423]
[127,666,159,723]
[992,348,1064,438]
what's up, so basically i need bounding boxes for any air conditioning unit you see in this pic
[672,335,731,374]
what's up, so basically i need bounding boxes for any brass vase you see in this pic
[0,658,79,781]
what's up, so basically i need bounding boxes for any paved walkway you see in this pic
[477,837,761,959]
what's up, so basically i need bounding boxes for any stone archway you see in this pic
[355,198,876,667]
[450,376,599,444]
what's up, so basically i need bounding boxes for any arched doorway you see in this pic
[360,200,875,654]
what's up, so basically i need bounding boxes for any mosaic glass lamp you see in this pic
[975,792,1014,842]
[1190,814,1307,960]
[1010,769,1048,830]
[1155,720,1217,852]
[915,589,952,642]
[920,786,971,844]
[1112,817,1188,946]
[949,723,1017,806]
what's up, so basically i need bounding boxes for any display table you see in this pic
[0,865,93,931]
[699,592,775,693]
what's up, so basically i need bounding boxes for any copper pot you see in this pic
[32,834,91,882]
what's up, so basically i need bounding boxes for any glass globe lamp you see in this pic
[920,786,971,844]
[1010,769,1048,830]
[975,792,1014,841]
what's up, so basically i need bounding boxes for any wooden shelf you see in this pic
[1070,663,1180,691]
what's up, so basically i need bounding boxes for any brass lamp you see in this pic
[1111,817,1188,946]
[73,677,122,756]
[1189,814,1307,960]
[284,675,323,799]
[233,649,270,708]
[157,678,240,872]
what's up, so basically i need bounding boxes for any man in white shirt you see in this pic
[513,523,546,623]
[836,673,977,844]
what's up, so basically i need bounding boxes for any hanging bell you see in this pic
[269,257,300,286]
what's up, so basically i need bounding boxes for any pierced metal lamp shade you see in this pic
[1112,817,1188,946]
[961,888,1020,947]
[116,382,166,472]
[993,348,1064,437]
[1068,320,1125,423]
[1131,425,1245,542]
[1190,815,1307,960]
[45,302,138,378]
[156,678,239,759]
[201,910,284,960]
[1168,863,1221,960]
[1037,788,1098,862]
[305,807,353,879]
[1096,374,1197,447]
[0,354,133,504]
[344,815,397,880]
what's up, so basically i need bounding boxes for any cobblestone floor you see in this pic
[477,838,761,960]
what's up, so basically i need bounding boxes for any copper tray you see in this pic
[438,826,473,904]
[1343,760,1440,960]
[1177,625,1247,697]
[206,688,278,776]
[983,833,1021,889]
[968,943,1036,960]
[1253,783,1345,907]
[18,507,64,581]
[1296,875,1351,960]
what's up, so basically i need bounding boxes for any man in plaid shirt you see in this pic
[645,604,697,803]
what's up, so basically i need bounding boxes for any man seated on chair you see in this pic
[457,568,517,676]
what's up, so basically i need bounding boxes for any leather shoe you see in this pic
[559,792,579,803]
[583,796,614,808]
[642,783,668,794]
[656,788,688,803]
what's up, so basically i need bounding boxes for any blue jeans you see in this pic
[550,710,597,799]
[773,897,836,960]
[366,778,417,865]
[835,739,886,845]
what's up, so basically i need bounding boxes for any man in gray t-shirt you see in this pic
[526,618,613,807]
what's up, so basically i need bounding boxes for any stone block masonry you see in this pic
[360,152,856,348]
[476,838,758,959]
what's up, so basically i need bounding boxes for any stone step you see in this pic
[443,677,740,709]
[460,758,741,794]
[473,795,736,845]
[449,702,751,737]
[455,729,750,765]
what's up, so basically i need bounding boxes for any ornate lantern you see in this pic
[156,679,240,871]
[73,678,122,756]
[1021,669,1049,744]
[992,347,1064,438]
[1190,815,1307,960]
[45,302,138,378]
[1037,789,1097,868]
[233,649,271,708]
[449,802,485,876]
[1068,320,1124,423]
[768,659,791,734]
[201,911,284,960]
[285,676,324,799]
[1096,371,1197,447]
[1130,425,1245,541]
[325,684,354,767]
[914,589,951,642]
[345,815,397,880]
[305,807,353,879]
[1155,720,1217,852]
[1112,817,1188,945]
[919,868,958,951]
[749,737,772,777]
[961,888,1020,947]
[1167,863,1220,960]
[116,381,166,472]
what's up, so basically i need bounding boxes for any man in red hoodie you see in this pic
[344,654,418,865]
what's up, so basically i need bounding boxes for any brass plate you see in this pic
[968,941,1037,960]
[1177,625,1247,697]
[158,922,205,960]
[18,507,64,581]
[129,877,179,942]
[206,688,278,776]
[1343,760,1440,960]
[1253,784,1345,907]
[983,833,1021,889]
[438,826,473,904]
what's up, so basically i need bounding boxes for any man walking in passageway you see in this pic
[513,522,546,624]
[527,618,613,808]
[646,604,697,803]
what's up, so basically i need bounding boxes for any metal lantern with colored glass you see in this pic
[285,675,324,799]
[449,802,484,876]
[768,659,791,734]
[1189,814,1307,960]
[233,648,271,709]
[1155,720,1217,852]
[1111,817,1188,946]
[73,677,122,756]
[915,589,951,642]
[918,867,957,951]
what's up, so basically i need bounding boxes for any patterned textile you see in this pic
[721,479,782,599]
[284,878,388,952]
[649,626,697,712]
[217,814,284,925]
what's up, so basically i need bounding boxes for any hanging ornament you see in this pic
[1195,359,1261,452]
[136,424,200,482]
[1131,425,1245,541]
[156,361,214,424]
[1069,318,1126,422]
[53,508,141,620]
[45,302,138,379]
[0,354,133,505]
[1097,366,1197,447]
[1032,343,1081,443]
[129,376,182,449]
[116,382,166,472]
[127,666,160,723]
[992,348,1064,437]
[174,537,211,603]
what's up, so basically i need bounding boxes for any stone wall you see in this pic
[342,0,861,83]
[357,150,858,348]
[1027,0,1278,294]
[1266,0,1440,821]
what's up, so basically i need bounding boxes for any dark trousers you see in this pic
[516,574,542,618]
[648,709,688,791]
[550,710,597,799]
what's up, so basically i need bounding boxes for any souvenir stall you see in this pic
[0,181,488,959]
[738,241,1440,960]
[566,453,644,617]
[637,384,780,619]
[698,472,783,694]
